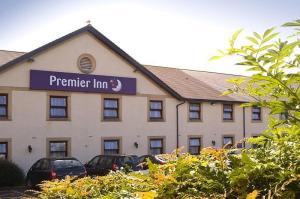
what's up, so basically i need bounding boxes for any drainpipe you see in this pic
[176,101,186,149]
[243,107,246,148]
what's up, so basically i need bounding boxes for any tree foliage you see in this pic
[211,20,300,128]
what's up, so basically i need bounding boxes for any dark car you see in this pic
[26,157,86,187]
[137,155,167,170]
[85,155,138,176]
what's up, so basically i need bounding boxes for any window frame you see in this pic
[46,138,71,158]
[222,135,235,149]
[222,104,234,121]
[103,139,120,155]
[101,137,122,155]
[251,107,262,121]
[188,137,202,155]
[0,94,8,119]
[149,100,164,121]
[148,137,165,155]
[0,142,8,160]
[188,103,202,121]
[103,98,120,120]
[49,95,69,120]
[49,140,68,158]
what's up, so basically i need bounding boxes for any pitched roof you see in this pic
[0,26,250,103]
[0,50,25,66]
[0,25,182,100]
[145,65,251,102]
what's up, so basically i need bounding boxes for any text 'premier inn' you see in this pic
[30,70,137,94]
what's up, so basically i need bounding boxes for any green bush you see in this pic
[38,126,300,199]
[0,159,25,187]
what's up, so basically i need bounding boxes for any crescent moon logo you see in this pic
[111,79,122,92]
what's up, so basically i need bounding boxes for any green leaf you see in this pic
[229,29,243,47]
[253,32,261,40]
[226,77,246,85]
[209,55,223,61]
[263,27,275,38]
[217,49,225,55]
[259,44,274,52]
[222,89,234,96]
[282,20,300,27]
[262,33,279,44]
[246,36,259,45]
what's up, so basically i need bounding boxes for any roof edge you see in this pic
[0,25,183,100]
[144,64,248,77]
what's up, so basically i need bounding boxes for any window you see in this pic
[189,103,201,120]
[149,138,164,155]
[0,94,8,119]
[0,142,8,159]
[49,141,68,158]
[280,112,288,120]
[103,140,120,155]
[49,96,68,118]
[149,100,163,120]
[103,98,119,120]
[223,104,233,121]
[252,107,261,121]
[77,54,96,74]
[188,137,201,155]
[223,136,234,149]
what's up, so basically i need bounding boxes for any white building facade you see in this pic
[0,25,268,171]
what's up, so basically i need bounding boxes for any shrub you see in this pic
[39,172,156,199]
[0,159,24,187]
[38,127,300,199]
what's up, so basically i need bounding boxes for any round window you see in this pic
[77,54,96,74]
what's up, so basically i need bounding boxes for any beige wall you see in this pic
[178,102,268,151]
[0,33,167,96]
[0,32,268,172]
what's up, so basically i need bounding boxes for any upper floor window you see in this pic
[188,137,201,155]
[149,138,164,155]
[252,107,262,121]
[49,96,68,118]
[189,103,201,120]
[149,100,163,120]
[223,136,234,149]
[103,98,119,120]
[0,142,8,160]
[49,141,68,158]
[103,139,120,155]
[0,94,8,119]
[223,104,233,121]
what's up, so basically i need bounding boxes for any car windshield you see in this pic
[53,159,82,169]
[129,156,139,164]
[118,156,134,166]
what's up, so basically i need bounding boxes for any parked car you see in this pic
[137,155,167,170]
[85,155,138,176]
[26,157,86,188]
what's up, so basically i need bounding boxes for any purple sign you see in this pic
[30,70,136,95]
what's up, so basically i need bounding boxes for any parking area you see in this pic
[0,187,37,199]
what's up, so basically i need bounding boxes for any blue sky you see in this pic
[0,0,299,74]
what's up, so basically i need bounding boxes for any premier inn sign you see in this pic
[30,70,136,95]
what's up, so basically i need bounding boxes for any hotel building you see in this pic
[0,25,267,171]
